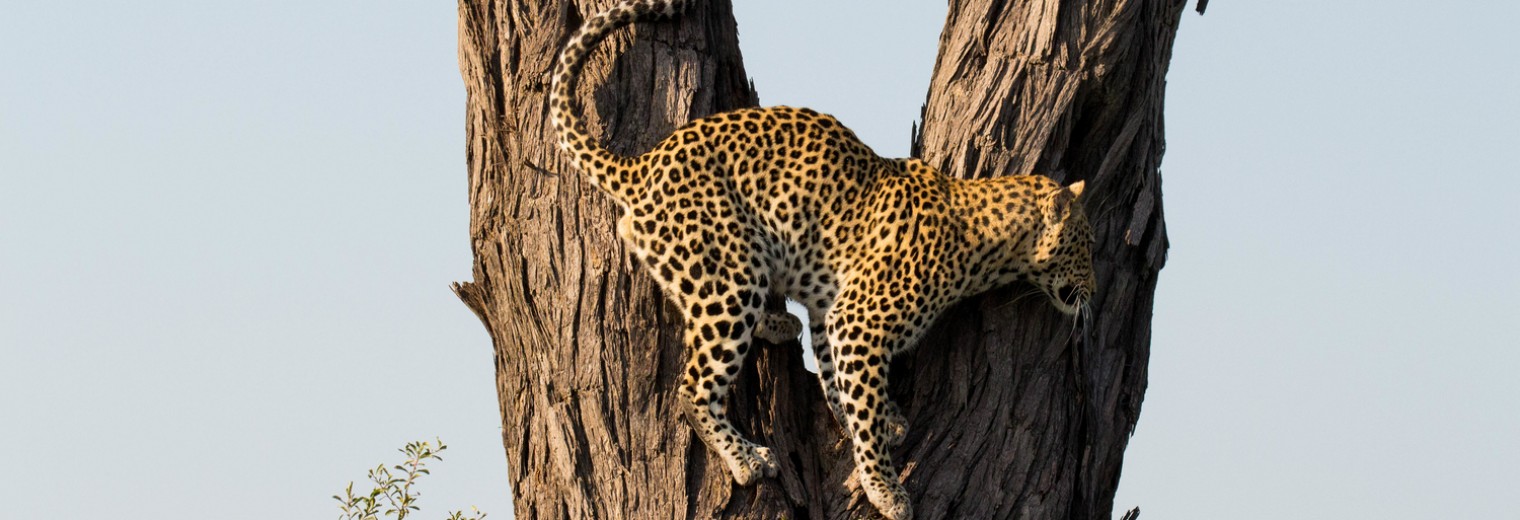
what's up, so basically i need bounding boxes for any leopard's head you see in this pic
[1028,180,1095,316]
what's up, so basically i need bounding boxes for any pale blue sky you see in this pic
[3,1,1517,519]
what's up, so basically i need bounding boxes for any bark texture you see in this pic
[901,0,1183,518]
[454,0,1188,518]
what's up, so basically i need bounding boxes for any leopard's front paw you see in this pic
[863,476,912,520]
[729,445,779,486]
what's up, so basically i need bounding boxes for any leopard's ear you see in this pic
[1051,185,1077,219]
[1066,180,1086,199]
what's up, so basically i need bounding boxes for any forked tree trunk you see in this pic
[454,1,1189,519]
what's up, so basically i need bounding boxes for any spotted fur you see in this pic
[550,1,1096,519]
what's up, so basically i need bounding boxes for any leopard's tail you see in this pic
[550,0,690,202]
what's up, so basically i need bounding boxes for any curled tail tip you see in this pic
[552,0,694,172]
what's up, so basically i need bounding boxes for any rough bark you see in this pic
[901,0,1182,518]
[454,0,1187,518]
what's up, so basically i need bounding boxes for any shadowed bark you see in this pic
[454,0,1190,518]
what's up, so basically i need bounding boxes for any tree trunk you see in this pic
[454,0,1186,518]
[901,0,1182,518]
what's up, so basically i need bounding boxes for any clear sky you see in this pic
[3,1,1517,519]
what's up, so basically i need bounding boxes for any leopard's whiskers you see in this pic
[995,288,1047,311]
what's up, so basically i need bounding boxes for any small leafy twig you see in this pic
[334,439,486,520]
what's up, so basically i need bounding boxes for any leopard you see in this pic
[549,1,1096,519]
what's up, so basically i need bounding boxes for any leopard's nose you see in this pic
[1056,285,1079,306]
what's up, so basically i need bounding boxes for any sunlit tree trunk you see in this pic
[454,0,1189,518]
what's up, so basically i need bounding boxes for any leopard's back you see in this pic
[621,105,950,308]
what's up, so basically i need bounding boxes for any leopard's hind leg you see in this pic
[662,241,778,486]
